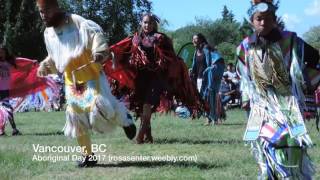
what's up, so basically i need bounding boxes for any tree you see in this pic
[221,5,234,23]
[0,0,152,59]
[68,0,152,44]
[11,0,46,59]
[2,0,22,47]
[169,5,241,63]
[170,20,211,52]
[216,42,237,64]
[170,16,240,64]
[304,25,320,50]
[239,18,253,39]
[207,19,240,47]
[0,0,5,38]
[169,5,244,65]
[1,0,46,59]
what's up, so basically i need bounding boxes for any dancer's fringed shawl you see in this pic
[9,58,57,98]
[1,58,58,131]
[104,33,205,115]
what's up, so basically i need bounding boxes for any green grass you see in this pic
[0,109,319,180]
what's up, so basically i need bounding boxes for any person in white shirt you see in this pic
[223,63,238,85]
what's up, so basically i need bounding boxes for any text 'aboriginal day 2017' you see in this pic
[31,144,198,163]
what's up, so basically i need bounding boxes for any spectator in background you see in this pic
[219,74,237,107]
[190,33,226,125]
[191,33,212,92]
[199,44,225,126]
[223,63,239,85]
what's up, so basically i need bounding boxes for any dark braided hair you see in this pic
[193,33,214,51]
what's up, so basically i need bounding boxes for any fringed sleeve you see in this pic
[103,37,136,89]
[236,39,251,103]
[155,34,206,114]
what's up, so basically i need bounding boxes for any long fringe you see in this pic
[290,44,306,110]
[251,139,315,179]
[63,72,134,138]
[97,72,133,127]
[64,107,90,138]
[11,77,60,112]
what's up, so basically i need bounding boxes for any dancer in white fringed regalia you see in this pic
[36,0,136,167]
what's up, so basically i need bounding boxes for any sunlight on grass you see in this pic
[0,110,319,179]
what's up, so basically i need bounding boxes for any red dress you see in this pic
[104,32,205,116]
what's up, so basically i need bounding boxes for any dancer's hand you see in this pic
[93,52,109,64]
[241,100,250,110]
[37,60,52,77]
[93,53,104,63]
[37,63,48,77]
[37,57,57,77]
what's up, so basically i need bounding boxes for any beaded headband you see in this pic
[248,0,277,17]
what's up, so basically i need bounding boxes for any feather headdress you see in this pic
[251,0,273,5]
[248,0,278,17]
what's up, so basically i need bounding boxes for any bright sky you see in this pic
[151,0,320,37]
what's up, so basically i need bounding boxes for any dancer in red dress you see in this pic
[104,13,204,144]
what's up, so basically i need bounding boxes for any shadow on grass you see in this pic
[24,131,64,136]
[219,123,246,126]
[154,138,242,145]
[95,161,226,170]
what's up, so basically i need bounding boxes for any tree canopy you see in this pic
[2,1,316,67]
[0,0,151,60]
[170,6,252,65]
[304,25,320,50]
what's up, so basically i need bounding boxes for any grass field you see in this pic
[0,109,319,180]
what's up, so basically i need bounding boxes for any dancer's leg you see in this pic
[136,104,152,144]
[76,125,97,167]
[77,133,92,156]
[3,101,21,135]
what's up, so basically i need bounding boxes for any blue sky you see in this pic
[151,0,320,37]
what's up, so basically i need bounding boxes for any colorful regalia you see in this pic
[0,100,12,134]
[0,58,58,134]
[104,32,204,117]
[237,30,318,179]
[41,14,134,138]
